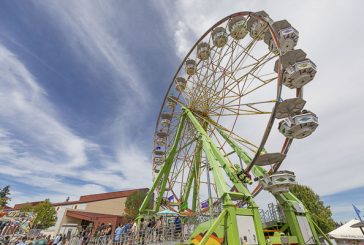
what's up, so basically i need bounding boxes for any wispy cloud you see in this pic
[36,1,149,102]
[0,37,151,204]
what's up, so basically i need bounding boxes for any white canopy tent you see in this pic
[328,219,364,245]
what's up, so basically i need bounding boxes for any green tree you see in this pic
[19,203,34,213]
[32,199,57,229]
[125,190,150,219]
[290,184,336,233]
[0,185,11,208]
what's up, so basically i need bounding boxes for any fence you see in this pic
[0,228,42,244]
[259,203,286,227]
[69,223,195,245]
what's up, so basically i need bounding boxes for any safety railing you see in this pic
[70,223,195,245]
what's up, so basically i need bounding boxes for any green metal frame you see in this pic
[184,107,266,245]
[138,106,332,245]
[138,111,187,216]
[218,128,333,245]
[140,107,268,244]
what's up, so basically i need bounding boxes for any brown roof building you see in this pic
[12,188,149,237]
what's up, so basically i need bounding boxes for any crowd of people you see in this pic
[111,216,182,245]
[0,234,59,245]
[0,218,33,236]
[0,215,184,245]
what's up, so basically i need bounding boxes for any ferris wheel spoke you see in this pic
[170,122,197,173]
[189,111,259,153]
[190,38,239,104]
[208,99,276,111]
[209,52,276,108]
[205,39,257,99]
[190,46,225,103]
[208,98,276,115]
[190,38,258,109]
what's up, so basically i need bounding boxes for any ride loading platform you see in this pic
[260,203,299,245]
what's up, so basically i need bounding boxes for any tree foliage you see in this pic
[32,199,57,229]
[19,203,34,213]
[125,190,150,219]
[0,185,11,208]
[290,184,336,233]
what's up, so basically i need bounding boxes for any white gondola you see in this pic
[212,27,228,48]
[167,96,177,109]
[255,153,285,166]
[154,149,165,156]
[175,77,187,92]
[153,155,165,165]
[228,16,248,40]
[155,131,168,146]
[275,49,317,89]
[275,98,306,119]
[278,111,318,139]
[264,20,298,55]
[185,59,196,76]
[260,170,296,194]
[247,11,272,40]
[161,112,172,127]
[284,59,317,89]
[197,42,210,60]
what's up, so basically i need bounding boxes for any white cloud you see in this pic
[35,0,149,102]
[0,42,151,205]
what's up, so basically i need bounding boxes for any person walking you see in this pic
[139,218,147,245]
[16,236,28,245]
[155,217,163,242]
[114,223,122,242]
[174,215,182,238]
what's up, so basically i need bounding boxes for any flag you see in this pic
[167,195,174,202]
[201,200,209,209]
[353,204,363,221]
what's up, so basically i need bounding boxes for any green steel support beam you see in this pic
[138,156,169,214]
[184,107,231,200]
[226,205,240,245]
[191,138,203,211]
[138,111,187,215]
[215,129,266,245]
[185,111,253,201]
[179,158,195,211]
[199,209,227,245]
[184,107,266,245]
[155,113,187,212]
[275,194,306,244]
[176,136,197,154]
[312,220,333,245]
[179,137,202,211]
[281,192,321,244]
[218,129,326,245]
[217,128,266,178]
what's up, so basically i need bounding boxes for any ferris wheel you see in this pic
[143,11,318,217]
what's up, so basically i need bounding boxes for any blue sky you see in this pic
[0,0,363,222]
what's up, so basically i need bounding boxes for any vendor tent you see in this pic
[328,219,364,245]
